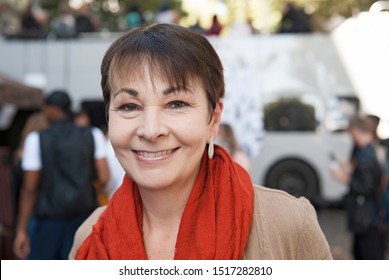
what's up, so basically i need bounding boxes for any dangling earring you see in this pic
[208,136,214,159]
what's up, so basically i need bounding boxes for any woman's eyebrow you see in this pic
[114,88,138,97]
[163,86,193,96]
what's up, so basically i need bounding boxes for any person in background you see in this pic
[16,112,48,166]
[74,109,110,206]
[206,14,223,36]
[50,4,75,39]
[342,114,389,240]
[90,14,102,33]
[189,19,205,34]
[0,1,21,38]
[331,115,385,259]
[74,109,90,127]
[155,3,180,24]
[365,114,389,255]
[278,1,311,33]
[216,123,251,171]
[12,111,48,219]
[100,125,126,200]
[365,115,387,169]
[13,90,109,259]
[20,3,45,39]
[75,4,94,35]
[125,5,144,30]
[69,23,331,260]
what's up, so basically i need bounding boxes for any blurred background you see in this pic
[1,0,389,260]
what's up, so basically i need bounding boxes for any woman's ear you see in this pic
[210,99,224,138]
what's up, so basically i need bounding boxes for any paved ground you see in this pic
[317,208,389,260]
[317,208,353,260]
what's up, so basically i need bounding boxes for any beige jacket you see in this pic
[69,185,332,260]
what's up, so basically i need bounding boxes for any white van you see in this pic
[210,34,357,205]
[214,4,389,205]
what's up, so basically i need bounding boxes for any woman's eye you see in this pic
[119,103,140,111]
[168,100,189,109]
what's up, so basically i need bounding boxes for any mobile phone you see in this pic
[329,153,339,169]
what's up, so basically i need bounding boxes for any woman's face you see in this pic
[108,66,222,191]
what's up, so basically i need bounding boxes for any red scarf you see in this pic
[76,145,254,259]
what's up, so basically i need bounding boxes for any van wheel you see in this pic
[265,159,319,202]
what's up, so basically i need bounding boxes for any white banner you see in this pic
[2,260,388,280]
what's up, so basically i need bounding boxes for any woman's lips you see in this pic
[134,148,178,162]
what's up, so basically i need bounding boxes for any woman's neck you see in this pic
[138,160,201,225]
[141,189,189,226]
[139,177,194,259]
[138,180,195,259]
[136,158,202,259]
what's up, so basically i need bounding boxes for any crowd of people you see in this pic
[0,1,315,40]
[0,1,225,40]
[0,2,100,39]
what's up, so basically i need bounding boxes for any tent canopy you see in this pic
[0,73,43,109]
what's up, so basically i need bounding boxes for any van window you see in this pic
[264,98,316,131]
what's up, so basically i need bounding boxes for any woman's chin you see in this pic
[131,173,174,191]
[136,178,171,191]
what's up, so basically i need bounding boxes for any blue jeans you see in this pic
[28,214,89,260]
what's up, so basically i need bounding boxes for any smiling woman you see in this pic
[109,72,213,194]
[69,23,332,260]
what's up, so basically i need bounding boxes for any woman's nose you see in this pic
[137,107,167,141]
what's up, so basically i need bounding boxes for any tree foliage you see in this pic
[265,0,378,32]
[223,0,378,33]
[33,0,382,32]
[39,0,184,31]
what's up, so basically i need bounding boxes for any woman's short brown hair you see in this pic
[101,23,224,119]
